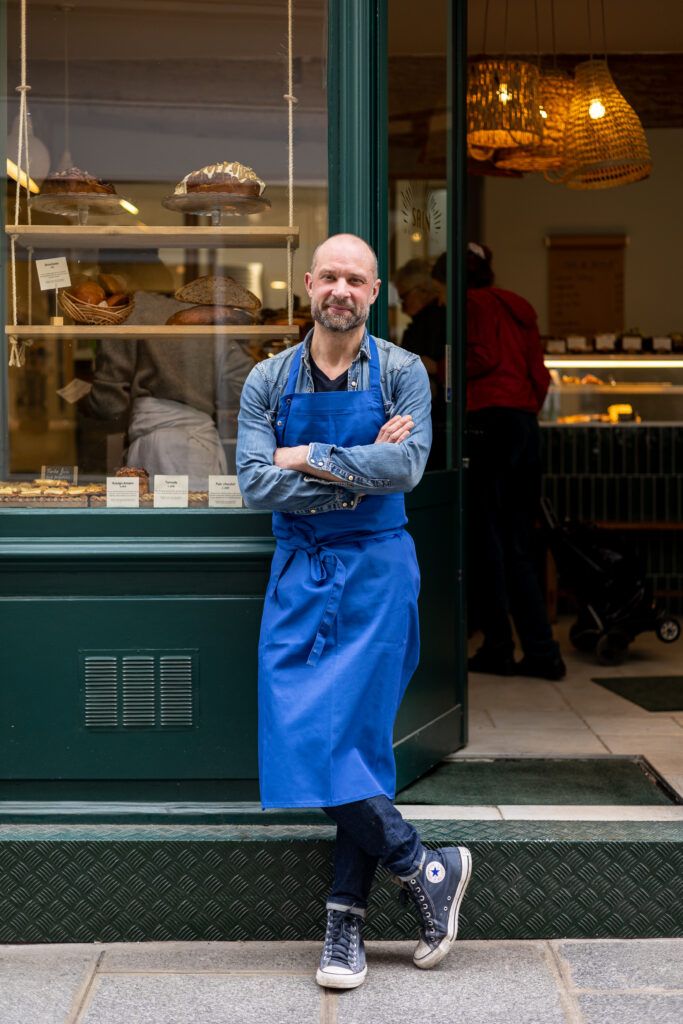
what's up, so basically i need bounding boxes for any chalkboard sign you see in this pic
[40,465,79,484]
[547,235,626,337]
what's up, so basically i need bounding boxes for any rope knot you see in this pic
[283,93,299,104]
[15,83,31,93]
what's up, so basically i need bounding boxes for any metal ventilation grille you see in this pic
[122,656,156,727]
[84,657,118,728]
[160,656,194,727]
[81,650,197,730]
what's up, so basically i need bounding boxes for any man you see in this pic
[237,234,471,990]
[394,258,447,468]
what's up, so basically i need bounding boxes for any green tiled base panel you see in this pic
[1,821,681,942]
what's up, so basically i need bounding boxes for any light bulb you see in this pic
[539,106,548,119]
[270,281,287,290]
[498,83,510,104]
[589,99,606,119]
[411,231,422,243]
[119,199,138,215]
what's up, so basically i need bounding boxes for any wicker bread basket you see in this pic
[59,289,135,325]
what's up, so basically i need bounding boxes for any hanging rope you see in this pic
[283,0,297,329]
[9,0,34,368]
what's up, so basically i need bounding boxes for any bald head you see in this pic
[310,233,378,281]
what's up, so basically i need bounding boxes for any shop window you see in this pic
[2,0,328,509]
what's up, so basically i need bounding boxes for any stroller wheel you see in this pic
[656,617,681,643]
[596,631,630,666]
[569,623,600,653]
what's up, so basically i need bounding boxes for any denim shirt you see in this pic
[236,330,432,514]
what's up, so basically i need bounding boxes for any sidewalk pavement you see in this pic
[3,939,682,1024]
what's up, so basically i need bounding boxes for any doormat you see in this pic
[395,757,676,806]
[591,675,683,713]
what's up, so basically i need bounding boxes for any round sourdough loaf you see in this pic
[166,305,256,326]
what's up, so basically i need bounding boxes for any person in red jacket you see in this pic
[466,243,565,680]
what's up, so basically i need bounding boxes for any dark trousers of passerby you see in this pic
[466,406,558,661]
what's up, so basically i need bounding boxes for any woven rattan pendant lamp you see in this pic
[563,0,652,189]
[467,0,543,151]
[495,67,573,172]
[563,59,651,189]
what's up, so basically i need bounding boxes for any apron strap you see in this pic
[305,550,347,667]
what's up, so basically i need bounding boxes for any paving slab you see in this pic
[0,946,99,1024]
[102,940,319,973]
[556,938,683,990]
[338,940,569,1024]
[79,974,321,1024]
[577,993,683,1024]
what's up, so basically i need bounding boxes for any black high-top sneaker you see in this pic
[398,846,472,969]
[316,907,367,989]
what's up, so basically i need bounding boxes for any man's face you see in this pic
[305,239,380,333]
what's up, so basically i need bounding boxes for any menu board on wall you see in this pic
[547,235,626,336]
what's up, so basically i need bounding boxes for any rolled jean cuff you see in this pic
[326,901,366,919]
[395,849,426,883]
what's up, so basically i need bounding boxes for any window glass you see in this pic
[388,0,449,470]
[3,0,327,508]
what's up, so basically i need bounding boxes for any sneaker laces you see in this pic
[397,880,436,939]
[324,911,360,967]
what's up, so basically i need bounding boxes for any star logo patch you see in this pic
[425,860,445,883]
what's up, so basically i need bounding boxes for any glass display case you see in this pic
[541,355,683,424]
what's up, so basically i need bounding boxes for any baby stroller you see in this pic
[540,498,681,665]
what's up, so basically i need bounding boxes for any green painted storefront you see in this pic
[0,0,468,807]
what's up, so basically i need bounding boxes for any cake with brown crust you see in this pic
[42,167,116,195]
[115,466,150,494]
[174,161,265,197]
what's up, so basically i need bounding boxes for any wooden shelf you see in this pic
[4,225,300,250]
[5,324,300,341]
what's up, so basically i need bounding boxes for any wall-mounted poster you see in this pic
[547,235,627,336]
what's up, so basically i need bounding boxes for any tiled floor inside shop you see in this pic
[415,615,683,822]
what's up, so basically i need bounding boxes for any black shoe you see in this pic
[516,655,567,681]
[397,846,472,969]
[316,908,367,989]
[468,649,515,676]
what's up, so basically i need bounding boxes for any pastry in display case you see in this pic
[162,161,271,219]
[41,166,117,196]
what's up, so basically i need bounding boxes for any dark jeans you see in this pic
[467,406,558,661]
[322,795,424,912]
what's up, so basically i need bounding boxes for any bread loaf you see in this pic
[70,281,107,305]
[106,293,130,307]
[174,276,261,310]
[165,305,257,326]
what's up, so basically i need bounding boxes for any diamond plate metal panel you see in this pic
[0,821,681,943]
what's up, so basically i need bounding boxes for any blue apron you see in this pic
[258,335,421,808]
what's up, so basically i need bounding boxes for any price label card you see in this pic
[622,335,642,353]
[35,257,71,291]
[57,378,93,404]
[106,477,140,508]
[153,475,189,508]
[41,464,78,484]
[209,475,242,508]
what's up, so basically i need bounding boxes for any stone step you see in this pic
[1,818,681,943]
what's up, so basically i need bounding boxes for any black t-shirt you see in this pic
[310,353,348,392]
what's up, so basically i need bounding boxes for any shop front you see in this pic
[1,0,466,810]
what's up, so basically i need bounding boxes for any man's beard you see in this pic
[311,296,369,332]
